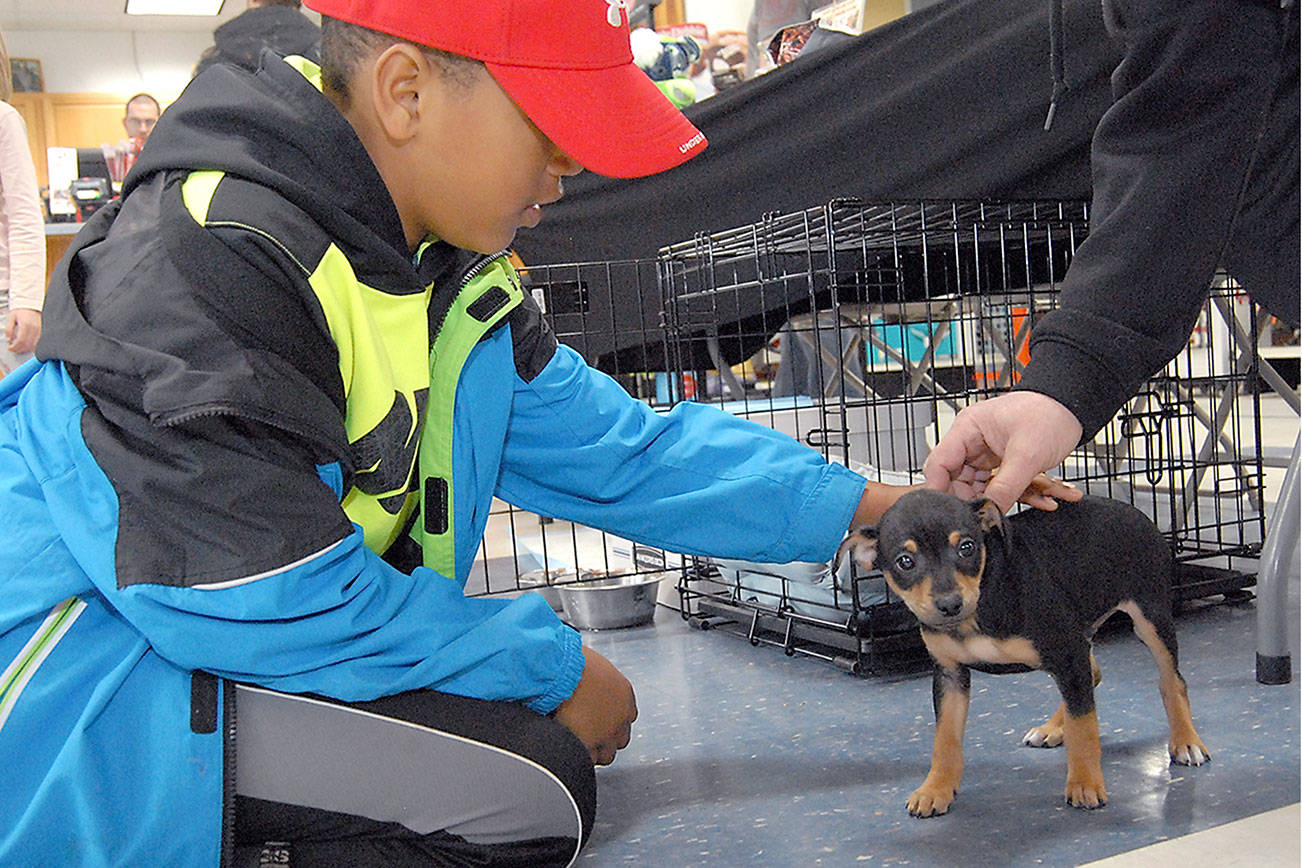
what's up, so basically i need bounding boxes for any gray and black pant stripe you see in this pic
[231,684,595,867]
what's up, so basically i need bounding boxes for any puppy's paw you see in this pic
[1022,724,1064,748]
[1170,740,1210,766]
[906,784,956,818]
[1064,777,1107,809]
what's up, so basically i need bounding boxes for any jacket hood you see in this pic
[128,55,419,288]
[213,6,321,69]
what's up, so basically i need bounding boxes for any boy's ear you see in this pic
[835,526,879,574]
[370,43,428,142]
[972,498,1007,539]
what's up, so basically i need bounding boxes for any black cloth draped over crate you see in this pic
[512,0,1119,268]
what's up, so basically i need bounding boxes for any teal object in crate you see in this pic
[868,318,957,363]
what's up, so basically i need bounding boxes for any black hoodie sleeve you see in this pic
[1016,0,1299,440]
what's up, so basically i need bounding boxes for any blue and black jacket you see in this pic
[0,56,866,865]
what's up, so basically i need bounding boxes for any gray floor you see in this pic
[576,593,1300,866]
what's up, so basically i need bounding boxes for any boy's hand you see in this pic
[553,646,637,766]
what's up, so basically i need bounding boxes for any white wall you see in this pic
[5,28,213,99]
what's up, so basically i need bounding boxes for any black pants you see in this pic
[230,684,595,867]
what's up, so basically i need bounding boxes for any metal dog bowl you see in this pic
[518,568,593,611]
[557,573,668,630]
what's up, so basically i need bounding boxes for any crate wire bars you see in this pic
[658,199,1265,674]
[464,200,1266,677]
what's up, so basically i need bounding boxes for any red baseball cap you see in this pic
[303,0,708,178]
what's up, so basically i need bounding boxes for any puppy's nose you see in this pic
[934,593,964,618]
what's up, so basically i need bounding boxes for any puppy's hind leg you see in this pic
[1117,599,1210,766]
[1048,647,1109,808]
[1024,653,1101,748]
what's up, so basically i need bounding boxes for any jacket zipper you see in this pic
[426,249,510,344]
[457,249,509,288]
[155,403,351,468]
[220,678,236,868]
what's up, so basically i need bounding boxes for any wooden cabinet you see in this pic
[654,0,687,27]
[8,92,170,189]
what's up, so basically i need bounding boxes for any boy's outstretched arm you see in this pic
[850,480,924,529]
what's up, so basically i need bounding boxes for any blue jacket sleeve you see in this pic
[112,523,586,714]
[24,364,583,713]
[497,344,867,565]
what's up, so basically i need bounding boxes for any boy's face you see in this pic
[403,62,584,254]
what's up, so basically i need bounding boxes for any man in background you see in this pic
[121,93,159,144]
[194,0,321,77]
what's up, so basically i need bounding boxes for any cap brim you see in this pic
[486,61,707,179]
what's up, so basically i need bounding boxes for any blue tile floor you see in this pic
[576,597,1300,866]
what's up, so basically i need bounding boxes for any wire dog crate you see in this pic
[656,199,1267,675]
[451,259,669,614]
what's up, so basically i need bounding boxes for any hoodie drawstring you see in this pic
[1045,0,1068,130]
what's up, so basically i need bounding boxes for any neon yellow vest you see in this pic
[182,56,525,568]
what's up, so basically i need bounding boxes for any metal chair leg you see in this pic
[1256,434,1299,684]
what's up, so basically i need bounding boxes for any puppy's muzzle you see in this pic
[933,592,964,619]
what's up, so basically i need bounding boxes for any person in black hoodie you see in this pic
[924,0,1299,512]
[194,0,321,77]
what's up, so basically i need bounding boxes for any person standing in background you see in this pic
[0,29,45,377]
[193,0,322,77]
[122,92,160,144]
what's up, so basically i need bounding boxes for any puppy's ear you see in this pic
[835,526,879,575]
[973,498,1006,536]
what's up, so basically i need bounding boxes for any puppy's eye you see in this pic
[957,538,977,558]
[894,553,915,572]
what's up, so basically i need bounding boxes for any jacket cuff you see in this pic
[1018,308,1170,441]
[527,624,586,715]
[769,461,867,564]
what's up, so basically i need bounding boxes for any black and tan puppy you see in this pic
[839,489,1209,817]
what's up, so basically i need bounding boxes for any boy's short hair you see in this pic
[320,16,482,105]
[303,0,707,179]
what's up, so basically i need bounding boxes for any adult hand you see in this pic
[6,308,41,355]
[923,391,1083,513]
[553,646,637,766]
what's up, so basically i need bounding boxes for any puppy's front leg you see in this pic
[908,662,970,817]
[1050,651,1107,809]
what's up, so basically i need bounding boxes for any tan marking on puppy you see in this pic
[903,539,918,553]
[1117,601,1210,766]
[889,575,937,622]
[1062,709,1106,808]
[1025,654,1101,747]
[922,631,1042,669]
[948,530,962,546]
[955,566,982,605]
[881,564,984,628]
[908,683,969,817]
